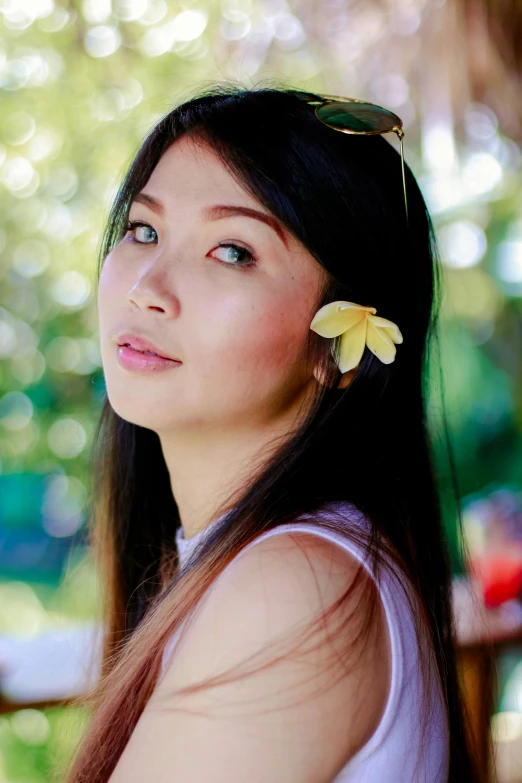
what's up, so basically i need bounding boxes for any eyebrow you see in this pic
[131,192,290,248]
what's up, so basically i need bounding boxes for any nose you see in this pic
[127,264,180,317]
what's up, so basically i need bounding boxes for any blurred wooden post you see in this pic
[455,584,522,783]
[457,642,496,779]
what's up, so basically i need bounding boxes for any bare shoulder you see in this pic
[109,527,391,783]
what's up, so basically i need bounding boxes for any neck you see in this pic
[158,408,308,539]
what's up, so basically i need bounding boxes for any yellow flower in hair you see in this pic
[310,301,403,374]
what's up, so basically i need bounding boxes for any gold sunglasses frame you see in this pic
[294,92,409,226]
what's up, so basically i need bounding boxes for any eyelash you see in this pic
[124,221,258,270]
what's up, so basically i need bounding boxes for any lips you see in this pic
[116,333,180,362]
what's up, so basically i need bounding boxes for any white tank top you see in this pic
[156,501,450,782]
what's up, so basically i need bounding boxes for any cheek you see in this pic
[97,271,113,347]
[98,260,120,324]
[252,310,307,368]
[200,303,310,386]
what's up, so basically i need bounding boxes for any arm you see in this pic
[109,530,391,783]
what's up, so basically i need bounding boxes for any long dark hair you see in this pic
[60,81,488,782]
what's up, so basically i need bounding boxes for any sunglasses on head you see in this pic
[290,91,409,227]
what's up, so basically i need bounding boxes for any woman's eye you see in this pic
[211,243,256,269]
[125,221,157,244]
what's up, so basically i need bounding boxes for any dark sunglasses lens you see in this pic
[316,102,402,133]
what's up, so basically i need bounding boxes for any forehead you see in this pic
[144,135,258,206]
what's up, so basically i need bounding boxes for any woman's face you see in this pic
[98,134,327,434]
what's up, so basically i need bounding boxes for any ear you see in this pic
[337,368,355,389]
[312,363,356,389]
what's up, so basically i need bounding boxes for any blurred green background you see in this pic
[0,0,521,780]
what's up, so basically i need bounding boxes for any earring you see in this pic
[310,301,403,374]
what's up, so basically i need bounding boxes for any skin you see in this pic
[100,134,389,782]
[110,533,391,783]
[98,134,352,539]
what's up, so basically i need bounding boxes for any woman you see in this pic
[62,83,483,782]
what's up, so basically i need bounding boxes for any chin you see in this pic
[106,389,199,434]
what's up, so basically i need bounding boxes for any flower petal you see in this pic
[367,314,403,344]
[310,301,366,338]
[337,302,376,315]
[338,317,367,372]
[366,320,397,364]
